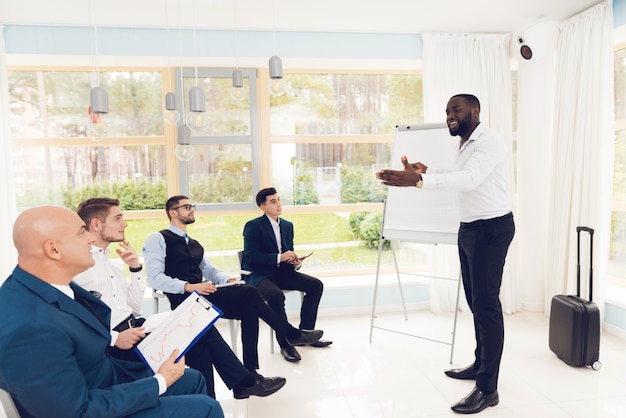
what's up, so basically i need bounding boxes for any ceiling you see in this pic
[0,0,602,35]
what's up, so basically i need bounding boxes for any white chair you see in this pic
[236,251,304,354]
[0,389,20,418]
[152,288,166,314]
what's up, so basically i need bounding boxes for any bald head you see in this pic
[14,206,96,285]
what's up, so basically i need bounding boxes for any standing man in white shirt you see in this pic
[376,94,515,415]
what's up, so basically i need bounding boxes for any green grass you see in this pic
[122,213,427,275]
[124,213,355,253]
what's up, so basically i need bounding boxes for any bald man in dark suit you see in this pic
[0,206,222,418]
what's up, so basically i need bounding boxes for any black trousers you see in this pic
[256,266,323,349]
[184,326,250,399]
[458,212,515,394]
[204,285,298,372]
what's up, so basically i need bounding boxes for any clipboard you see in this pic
[135,291,223,374]
[215,280,246,288]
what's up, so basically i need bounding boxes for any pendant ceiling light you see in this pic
[268,1,286,97]
[231,69,247,101]
[187,85,209,131]
[230,0,247,101]
[186,0,209,132]
[175,124,195,161]
[173,0,194,161]
[163,0,180,124]
[164,92,180,124]
[86,0,111,141]
[268,55,286,97]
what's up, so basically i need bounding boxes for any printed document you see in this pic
[135,291,223,373]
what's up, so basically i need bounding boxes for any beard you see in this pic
[101,232,124,244]
[182,217,196,225]
[448,112,473,137]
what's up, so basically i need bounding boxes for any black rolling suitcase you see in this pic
[548,226,601,370]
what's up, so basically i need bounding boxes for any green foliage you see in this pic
[341,165,387,203]
[349,211,390,250]
[293,171,319,205]
[188,158,253,203]
[349,212,367,236]
[62,179,167,210]
[384,74,424,130]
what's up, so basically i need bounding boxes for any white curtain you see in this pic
[0,25,18,281]
[544,2,614,315]
[421,33,520,314]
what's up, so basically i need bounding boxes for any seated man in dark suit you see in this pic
[0,205,223,418]
[242,187,333,363]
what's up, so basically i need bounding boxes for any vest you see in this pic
[159,229,204,309]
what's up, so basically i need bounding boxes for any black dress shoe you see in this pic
[451,386,498,414]
[233,373,287,399]
[445,364,477,380]
[286,329,323,346]
[280,346,301,362]
[308,339,332,347]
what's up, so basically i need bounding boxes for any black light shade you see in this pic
[90,86,109,113]
[165,92,177,110]
[177,124,192,145]
[269,56,283,79]
[189,86,206,112]
[232,69,244,88]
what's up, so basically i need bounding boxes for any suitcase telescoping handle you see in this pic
[576,226,594,301]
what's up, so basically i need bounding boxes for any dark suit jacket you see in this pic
[0,266,161,418]
[242,215,296,287]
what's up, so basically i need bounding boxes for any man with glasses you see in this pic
[143,195,323,378]
[73,197,285,400]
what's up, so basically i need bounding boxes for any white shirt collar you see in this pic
[266,214,280,227]
[51,284,74,299]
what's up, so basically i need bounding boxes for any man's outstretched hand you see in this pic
[376,156,427,187]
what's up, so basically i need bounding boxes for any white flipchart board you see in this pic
[382,123,460,244]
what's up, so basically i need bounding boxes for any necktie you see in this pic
[74,290,109,330]
[183,233,189,244]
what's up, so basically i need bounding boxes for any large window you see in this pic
[178,68,258,209]
[8,66,427,279]
[9,69,172,209]
[270,73,423,135]
[269,72,422,205]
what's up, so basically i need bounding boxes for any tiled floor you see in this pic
[212,310,626,418]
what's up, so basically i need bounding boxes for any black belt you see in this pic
[113,314,142,332]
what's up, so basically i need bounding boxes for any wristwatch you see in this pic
[416,175,423,188]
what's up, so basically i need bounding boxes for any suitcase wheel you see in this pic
[591,360,602,371]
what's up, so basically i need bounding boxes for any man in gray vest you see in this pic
[143,196,323,375]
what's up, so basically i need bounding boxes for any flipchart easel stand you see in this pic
[368,200,462,364]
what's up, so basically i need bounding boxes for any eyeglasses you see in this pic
[172,204,196,211]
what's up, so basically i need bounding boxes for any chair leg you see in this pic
[229,319,238,356]
[0,389,20,418]
[270,328,275,354]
